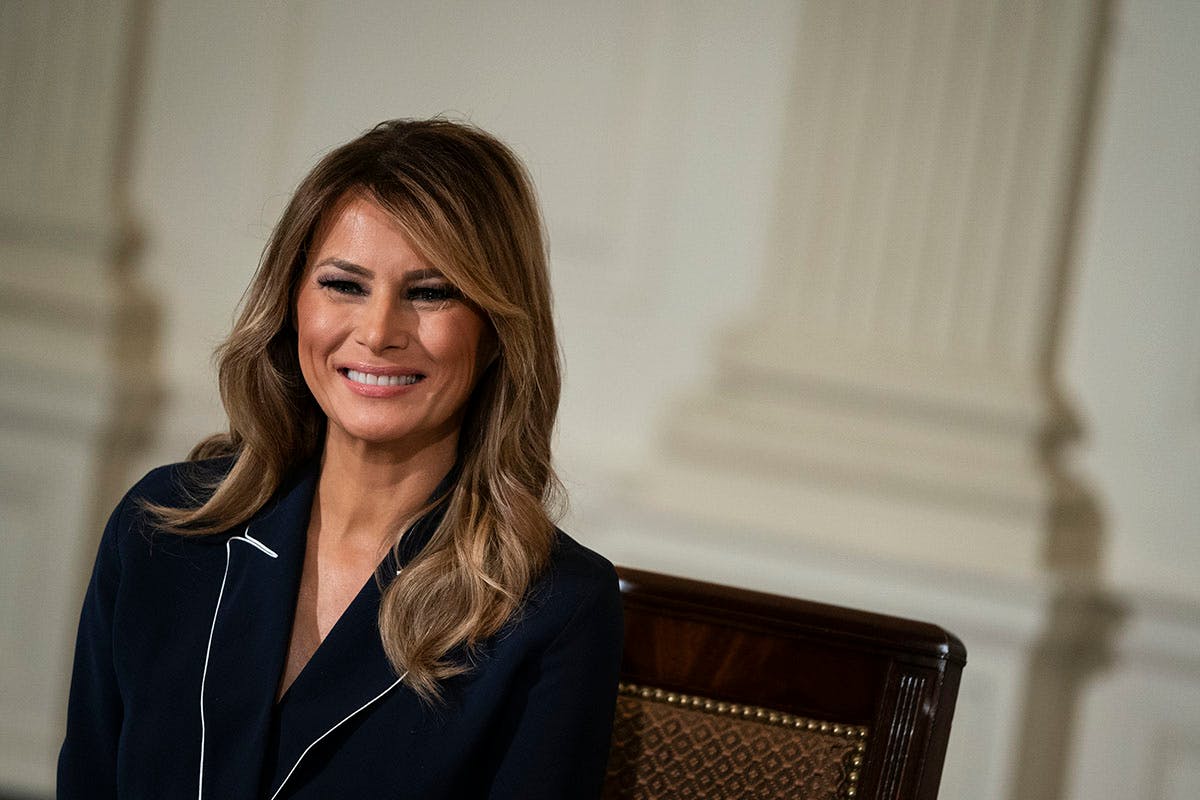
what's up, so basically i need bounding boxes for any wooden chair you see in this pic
[603,567,966,800]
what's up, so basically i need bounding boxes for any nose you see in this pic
[355,293,411,353]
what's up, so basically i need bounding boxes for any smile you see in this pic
[343,369,424,387]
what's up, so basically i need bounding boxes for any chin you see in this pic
[344,429,419,449]
[329,413,456,451]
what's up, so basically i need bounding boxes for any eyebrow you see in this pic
[313,258,444,281]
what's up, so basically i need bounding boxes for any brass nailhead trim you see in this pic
[618,681,869,800]
[618,681,869,740]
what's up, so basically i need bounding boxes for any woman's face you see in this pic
[295,194,492,455]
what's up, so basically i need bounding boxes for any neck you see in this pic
[312,427,459,552]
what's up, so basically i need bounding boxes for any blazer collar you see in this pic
[198,457,455,799]
[198,459,314,799]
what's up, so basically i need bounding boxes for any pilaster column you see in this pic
[0,1,155,792]
[644,0,1106,579]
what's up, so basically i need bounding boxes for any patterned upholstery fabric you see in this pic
[603,684,867,800]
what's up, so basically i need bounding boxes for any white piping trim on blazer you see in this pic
[267,671,408,800]
[198,528,278,800]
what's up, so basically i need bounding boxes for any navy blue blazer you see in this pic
[58,458,623,799]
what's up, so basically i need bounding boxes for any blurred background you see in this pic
[2,0,1198,797]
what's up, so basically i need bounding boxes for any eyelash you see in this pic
[317,278,365,296]
[408,285,460,303]
[316,277,460,304]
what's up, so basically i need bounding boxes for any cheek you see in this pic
[296,298,344,357]
[422,312,489,381]
[295,296,350,404]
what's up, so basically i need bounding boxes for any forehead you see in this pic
[307,193,434,273]
[312,193,410,250]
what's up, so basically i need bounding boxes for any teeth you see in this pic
[345,369,421,387]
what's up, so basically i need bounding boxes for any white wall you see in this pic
[1061,1,1200,796]
[1063,0,1200,606]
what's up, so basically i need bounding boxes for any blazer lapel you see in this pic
[198,461,315,799]
[263,479,453,799]
[263,574,407,799]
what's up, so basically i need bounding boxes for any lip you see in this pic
[337,363,426,397]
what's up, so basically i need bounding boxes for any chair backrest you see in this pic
[603,567,966,800]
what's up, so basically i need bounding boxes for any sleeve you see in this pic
[486,565,625,800]
[56,490,129,799]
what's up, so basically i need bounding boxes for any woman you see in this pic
[58,119,624,799]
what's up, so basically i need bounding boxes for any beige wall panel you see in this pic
[0,0,137,789]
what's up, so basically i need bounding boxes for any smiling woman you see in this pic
[57,120,623,800]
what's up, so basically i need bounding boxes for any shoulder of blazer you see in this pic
[109,456,239,549]
[544,529,618,600]
[513,528,621,640]
[125,455,236,508]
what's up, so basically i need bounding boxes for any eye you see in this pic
[317,277,366,296]
[408,284,460,304]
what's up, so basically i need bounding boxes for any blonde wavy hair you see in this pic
[150,118,563,701]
